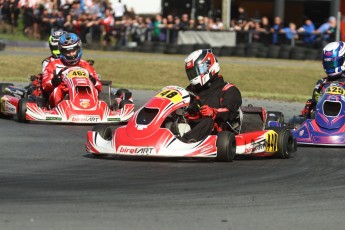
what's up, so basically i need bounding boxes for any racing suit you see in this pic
[25,56,58,97]
[42,59,102,108]
[182,75,242,142]
[302,74,345,117]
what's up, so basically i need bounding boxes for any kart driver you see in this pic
[180,49,242,142]
[42,32,102,108]
[42,30,66,72]
[302,41,345,118]
[27,30,66,97]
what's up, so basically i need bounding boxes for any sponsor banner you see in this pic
[117,146,156,155]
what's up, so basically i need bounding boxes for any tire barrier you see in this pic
[0,40,6,51]
[109,41,321,61]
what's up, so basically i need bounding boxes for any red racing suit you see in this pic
[42,59,102,108]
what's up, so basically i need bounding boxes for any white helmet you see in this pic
[184,49,220,87]
[322,41,345,78]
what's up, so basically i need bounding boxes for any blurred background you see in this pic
[0,0,344,60]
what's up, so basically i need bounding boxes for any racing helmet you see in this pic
[58,32,82,66]
[322,41,345,78]
[49,30,65,57]
[184,49,220,87]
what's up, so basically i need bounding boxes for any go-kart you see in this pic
[86,85,296,161]
[289,83,345,145]
[0,66,134,123]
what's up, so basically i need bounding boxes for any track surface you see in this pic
[1,91,345,230]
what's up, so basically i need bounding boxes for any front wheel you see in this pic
[92,124,113,140]
[17,98,29,123]
[266,127,296,159]
[216,131,236,162]
[91,124,113,157]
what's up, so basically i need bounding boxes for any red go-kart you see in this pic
[0,66,134,123]
[86,86,296,161]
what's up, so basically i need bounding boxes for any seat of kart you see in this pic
[239,105,265,133]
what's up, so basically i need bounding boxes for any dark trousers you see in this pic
[182,117,214,142]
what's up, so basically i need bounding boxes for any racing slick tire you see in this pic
[17,98,29,123]
[119,99,133,109]
[92,124,113,140]
[115,89,131,99]
[0,83,14,93]
[288,115,307,130]
[0,93,14,119]
[91,124,113,157]
[216,131,236,162]
[266,127,296,159]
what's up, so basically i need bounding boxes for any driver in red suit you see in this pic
[181,49,242,142]
[42,32,102,108]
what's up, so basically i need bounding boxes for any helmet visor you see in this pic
[186,62,209,81]
[61,46,80,60]
[323,56,344,70]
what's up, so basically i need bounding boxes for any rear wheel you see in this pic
[17,98,29,123]
[119,99,133,109]
[0,83,14,93]
[266,127,296,159]
[216,131,236,162]
[288,116,307,130]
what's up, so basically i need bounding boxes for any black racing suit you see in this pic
[182,75,242,142]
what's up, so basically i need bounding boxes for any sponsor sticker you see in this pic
[70,116,100,122]
[107,118,121,121]
[80,99,90,108]
[299,130,304,136]
[155,89,182,103]
[245,140,266,153]
[46,117,62,121]
[117,146,156,155]
[67,69,88,79]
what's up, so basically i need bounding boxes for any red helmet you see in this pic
[184,49,220,87]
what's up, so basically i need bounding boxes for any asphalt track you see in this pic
[1,90,345,230]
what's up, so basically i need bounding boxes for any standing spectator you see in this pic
[159,17,168,42]
[270,16,283,44]
[179,13,189,31]
[32,3,44,39]
[99,7,114,49]
[187,17,196,30]
[235,6,248,30]
[314,16,337,48]
[110,0,125,21]
[152,14,162,41]
[63,13,73,32]
[196,16,206,30]
[257,16,271,45]
[297,16,316,47]
[144,16,153,41]
[6,0,20,33]
[280,22,298,44]
[21,0,34,37]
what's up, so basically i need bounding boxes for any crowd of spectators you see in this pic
[0,1,338,49]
